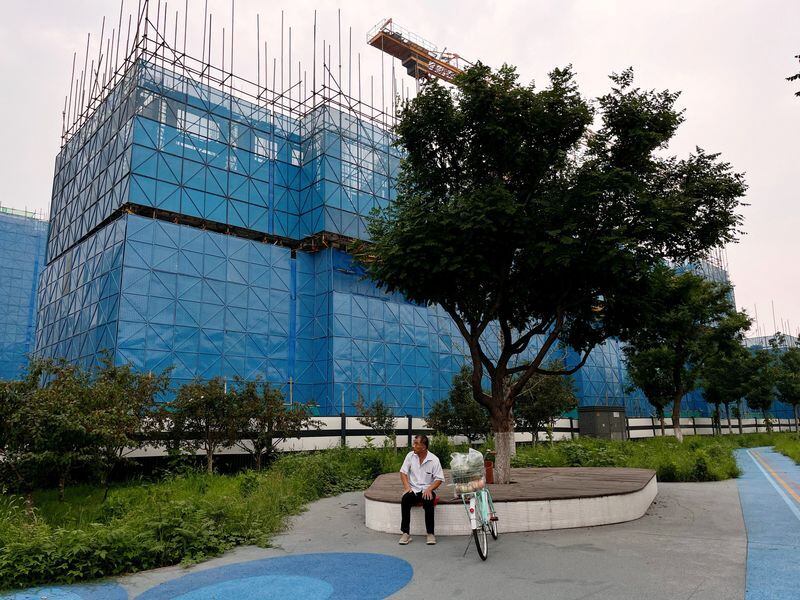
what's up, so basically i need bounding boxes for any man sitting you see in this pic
[399,434,445,545]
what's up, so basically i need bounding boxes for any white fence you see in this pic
[127,414,799,458]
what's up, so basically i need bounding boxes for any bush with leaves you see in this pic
[167,377,238,473]
[514,360,578,444]
[426,366,490,443]
[1,358,171,505]
[353,395,397,449]
[230,378,321,469]
[88,356,171,498]
[2,360,98,503]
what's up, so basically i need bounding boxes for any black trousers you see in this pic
[400,491,436,534]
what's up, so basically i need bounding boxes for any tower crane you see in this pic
[367,18,473,85]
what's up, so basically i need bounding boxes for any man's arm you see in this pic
[422,458,445,500]
[400,453,413,495]
[400,471,412,494]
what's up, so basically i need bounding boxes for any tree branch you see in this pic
[509,312,564,397]
[534,350,591,375]
[443,303,493,405]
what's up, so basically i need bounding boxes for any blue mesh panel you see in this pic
[34,56,769,420]
[0,211,48,379]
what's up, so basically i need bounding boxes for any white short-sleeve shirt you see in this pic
[400,450,445,493]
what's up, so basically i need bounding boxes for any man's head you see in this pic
[412,434,429,455]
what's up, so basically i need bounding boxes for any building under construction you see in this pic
[23,5,787,418]
[0,206,48,380]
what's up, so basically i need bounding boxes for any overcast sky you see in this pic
[0,0,797,338]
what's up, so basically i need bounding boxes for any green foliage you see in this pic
[514,360,578,443]
[167,377,238,474]
[0,358,170,502]
[700,343,751,433]
[773,435,800,463]
[622,265,751,440]
[509,434,776,481]
[425,367,490,442]
[230,378,321,470]
[428,433,453,468]
[745,349,778,427]
[353,395,397,447]
[0,446,404,590]
[357,60,745,481]
[775,347,800,430]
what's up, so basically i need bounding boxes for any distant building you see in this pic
[0,206,48,379]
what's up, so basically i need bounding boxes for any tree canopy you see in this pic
[358,62,746,481]
[700,342,752,433]
[775,346,800,432]
[622,266,750,441]
[426,366,491,443]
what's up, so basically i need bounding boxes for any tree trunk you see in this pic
[672,395,684,442]
[255,450,263,471]
[762,409,771,433]
[725,403,733,435]
[713,405,720,436]
[490,407,515,485]
[102,468,112,503]
[660,415,665,437]
[795,404,799,433]
[58,474,66,502]
[206,447,214,474]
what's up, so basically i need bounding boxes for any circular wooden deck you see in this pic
[364,467,658,535]
[365,467,656,503]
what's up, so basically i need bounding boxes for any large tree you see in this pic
[745,348,778,430]
[775,346,800,432]
[623,266,750,441]
[358,63,745,482]
[624,347,675,436]
[700,343,752,434]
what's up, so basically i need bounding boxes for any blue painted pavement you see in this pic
[136,552,413,600]
[735,447,800,600]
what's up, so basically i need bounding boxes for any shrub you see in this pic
[0,446,404,591]
[428,434,453,468]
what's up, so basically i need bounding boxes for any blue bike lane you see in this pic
[735,447,800,600]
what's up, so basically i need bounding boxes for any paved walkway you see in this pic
[735,447,800,600]
[4,479,752,599]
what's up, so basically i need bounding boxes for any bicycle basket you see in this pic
[450,448,486,489]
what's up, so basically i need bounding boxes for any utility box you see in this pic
[578,406,628,440]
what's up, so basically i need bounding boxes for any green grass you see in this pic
[773,434,800,464]
[0,446,404,591]
[2,432,799,591]
[511,432,800,482]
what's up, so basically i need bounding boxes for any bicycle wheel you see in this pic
[473,526,489,560]
[486,491,499,540]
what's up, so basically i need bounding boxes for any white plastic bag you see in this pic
[450,448,485,484]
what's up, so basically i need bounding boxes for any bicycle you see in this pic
[451,449,499,560]
[458,484,498,560]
